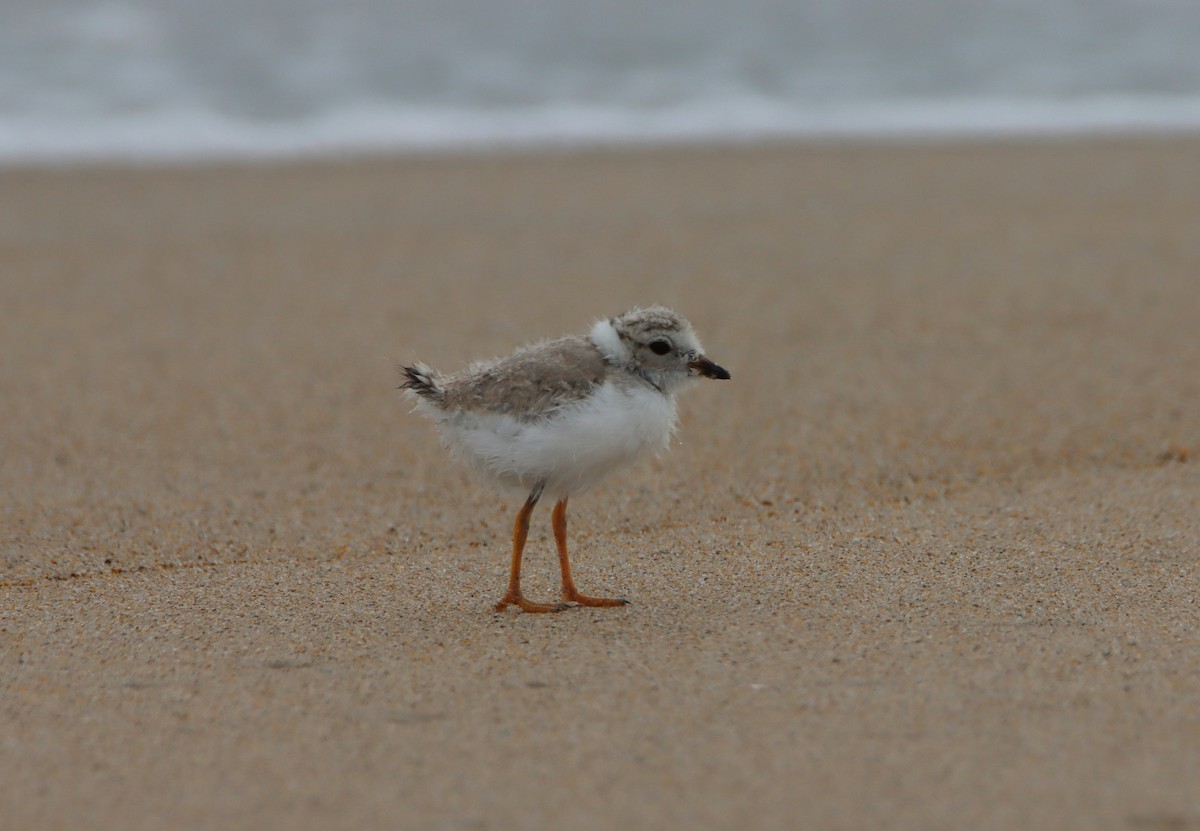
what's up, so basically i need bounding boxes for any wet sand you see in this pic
[2,139,1198,830]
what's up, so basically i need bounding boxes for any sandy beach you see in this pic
[2,139,1198,830]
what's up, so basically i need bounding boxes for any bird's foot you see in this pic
[494,592,570,613]
[562,589,629,608]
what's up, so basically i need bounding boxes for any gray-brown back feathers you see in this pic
[402,336,610,422]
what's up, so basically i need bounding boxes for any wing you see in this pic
[439,337,610,421]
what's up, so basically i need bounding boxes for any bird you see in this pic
[399,305,730,613]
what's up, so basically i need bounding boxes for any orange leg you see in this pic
[495,483,569,613]
[554,497,629,607]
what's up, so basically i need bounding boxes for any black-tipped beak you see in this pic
[688,356,731,380]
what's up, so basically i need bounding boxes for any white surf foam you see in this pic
[5,94,1200,166]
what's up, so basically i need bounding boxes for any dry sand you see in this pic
[1,139,1198,830]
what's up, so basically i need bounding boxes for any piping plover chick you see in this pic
[400,305,730,613]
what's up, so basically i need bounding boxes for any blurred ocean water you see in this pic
[3,0,1200,163]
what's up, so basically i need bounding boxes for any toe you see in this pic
[564,592,629,608]
[496,594,571,613]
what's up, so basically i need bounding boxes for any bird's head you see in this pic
[592,305,730,394]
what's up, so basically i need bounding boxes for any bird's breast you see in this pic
[436,380,678,496]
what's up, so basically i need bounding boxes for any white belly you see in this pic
[438,381,678,496]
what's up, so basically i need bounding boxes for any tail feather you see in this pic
[398,362,446,403]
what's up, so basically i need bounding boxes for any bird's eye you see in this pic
[649,340,671,355]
